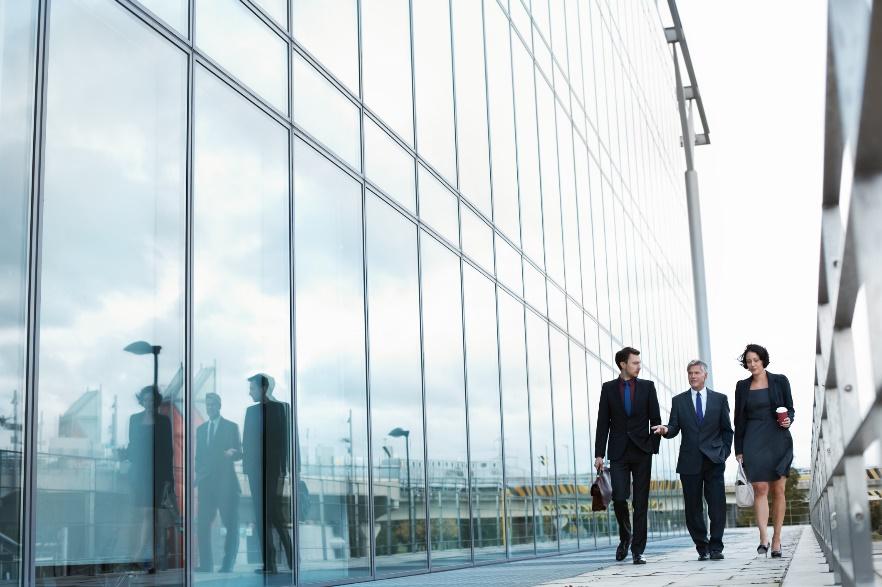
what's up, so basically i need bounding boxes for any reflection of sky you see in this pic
[0,0,36,450]
[293,0,359,94]
[38,0,186,449]
[193,67,291,425]
[364,195,425,465]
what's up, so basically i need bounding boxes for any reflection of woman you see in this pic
[734,344,794,558]
[128,385,174,572]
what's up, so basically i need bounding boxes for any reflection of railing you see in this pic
[810,2,882,585]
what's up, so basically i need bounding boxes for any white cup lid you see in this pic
[776,407,788,413]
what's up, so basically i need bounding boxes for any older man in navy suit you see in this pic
[654,360,733,560]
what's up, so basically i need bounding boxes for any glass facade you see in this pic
[1,0,698,584]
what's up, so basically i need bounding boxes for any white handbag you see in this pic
[735,461,754,507]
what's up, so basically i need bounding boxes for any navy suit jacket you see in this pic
[594,377,662,461]
[734,371,794,455]
[663,389,733,475]
[195,416,242,494]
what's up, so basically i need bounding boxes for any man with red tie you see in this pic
[594,347,661,564]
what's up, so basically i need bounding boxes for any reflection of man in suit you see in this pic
[654,360,733,560]
[243,373,293,574]
[594,347,661,565]
[196,393,241,573]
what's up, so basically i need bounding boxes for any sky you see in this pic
[675,0,828,468]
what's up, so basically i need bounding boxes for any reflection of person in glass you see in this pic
[243,373,293,574]
[196,393,242,573]
[128,385,174,572]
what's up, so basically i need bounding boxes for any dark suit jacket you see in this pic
[195,417,242,495]
[734,371,794,455]
[243,399,291,479]
[594,377,662,461]
[663,389,733,475]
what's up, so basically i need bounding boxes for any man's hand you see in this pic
[594,457,604,472]
[652,425,668,436]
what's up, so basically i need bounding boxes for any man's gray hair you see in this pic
[686,359,708,374]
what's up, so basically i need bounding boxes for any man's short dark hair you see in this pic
[739,344,770,369]
[615,347,640,370]
[247,373,270,392]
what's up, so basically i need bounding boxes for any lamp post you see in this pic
[388,427,414,550]
[123,340,162,390]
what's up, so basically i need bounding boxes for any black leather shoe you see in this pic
[698,552,709,561]
[633,554,646,564]
[615,540,630,561]
[710,552,724,560]
[771,549,783,558]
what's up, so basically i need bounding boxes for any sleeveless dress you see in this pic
[742,388,793,482]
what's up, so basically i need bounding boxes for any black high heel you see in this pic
[771,547,783,558]
[757,542,770,556]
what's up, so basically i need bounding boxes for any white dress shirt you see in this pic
[691,386,707,417]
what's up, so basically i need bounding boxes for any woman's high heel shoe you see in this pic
[757,542,770,556]
[771,547,783,558]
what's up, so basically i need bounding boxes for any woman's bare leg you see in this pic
[770,477,787,550]
[753,481,770,546]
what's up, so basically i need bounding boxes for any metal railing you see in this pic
[811,1,882,586]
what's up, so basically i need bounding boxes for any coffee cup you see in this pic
[776,407,789,426]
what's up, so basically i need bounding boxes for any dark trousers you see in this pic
[680,456,726,554]
[248,474,293,571]
[610,447,651,555]
[197,484,239,570]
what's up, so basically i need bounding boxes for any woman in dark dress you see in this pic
[129,385,174,571]
[734,344,794,558]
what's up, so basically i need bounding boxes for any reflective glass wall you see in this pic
[5,0,696,584]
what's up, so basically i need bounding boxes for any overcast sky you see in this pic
[675,0,828,468]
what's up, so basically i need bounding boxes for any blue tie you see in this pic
[696,392,703,425]
[623,381,632,417]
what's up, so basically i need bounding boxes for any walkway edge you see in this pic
[781,525,835,587]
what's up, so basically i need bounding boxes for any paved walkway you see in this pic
[370,526,834,586]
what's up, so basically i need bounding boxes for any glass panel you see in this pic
[536,77,564,285]
[253,0,286,28]
[195,0,288,113]
[364,118,416,214]
[558,104,583,303]
[523,260,546,316]
[361,0,414,144]
[451,0,491,216]
[139,0,187,34]
[420,235,471,566]
[36,1,186,582]
[495,235,522,297]
[590,161,609,328]
[412,0,456,183]
[497,292,534,555]
[293,0,359,92]
[547,282,566,330]
[525,312,557,552]
[294,139,371,582]
[418,166,459,248]
[462,266,505,561]
[460,204,494,273]
[365,195,429,574]
[0,1,36,581]
[292,51,361,170]
[511,32,544,269]
[566,298,584,345]
[484,0,520,243]
[575,141,597,317]
[568,345,594,548]
[603,187,621,339]
[192,67,291,583]
[549,329,577,550]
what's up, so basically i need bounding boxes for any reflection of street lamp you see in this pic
[124,341,162,390]
[388,427,415,549]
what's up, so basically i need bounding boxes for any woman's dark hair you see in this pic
[739,344,770,369]
[614,347,640,370]
[137,385,163,409]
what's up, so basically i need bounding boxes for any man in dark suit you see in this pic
[196,392,242,572]
[654,360,733,560]
[244,373,293,574]
[594,347,661,564]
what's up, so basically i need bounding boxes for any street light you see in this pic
[124,340,162,390]
[388,427,415,550]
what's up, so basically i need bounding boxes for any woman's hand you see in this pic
[736,454,743,464]
[780,417,791,429]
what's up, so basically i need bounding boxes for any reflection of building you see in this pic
[4,0,710,584]
[55,388,102,456]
